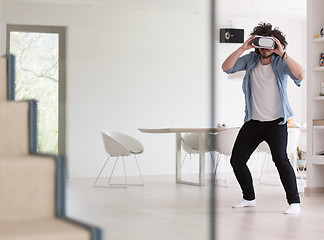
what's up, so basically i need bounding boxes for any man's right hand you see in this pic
[241,36,255,51]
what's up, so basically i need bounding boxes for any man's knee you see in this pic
[273,156,291,168]
[230,156,242,169]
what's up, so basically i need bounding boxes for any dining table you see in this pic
[138,127,230,186]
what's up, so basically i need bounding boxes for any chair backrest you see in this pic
[101,130,144,157]
[182,133,211,153]
[211,127,240,156]
[287,128,301,155]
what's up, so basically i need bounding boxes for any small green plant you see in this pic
[297,146,306,160]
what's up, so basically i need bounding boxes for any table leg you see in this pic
[176,132,182,183]
[175,132,205,186]
[199,133,206,186]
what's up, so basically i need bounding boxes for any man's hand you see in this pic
[273,37,285,57]
[242,36,255,51]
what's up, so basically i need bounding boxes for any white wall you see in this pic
[215,0,307,128]
[1,1,211,177]
[1,0,307,177]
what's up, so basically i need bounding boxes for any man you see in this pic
[221,22,304,215]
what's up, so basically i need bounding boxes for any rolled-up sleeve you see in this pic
[283,63,303,87]
[224,54,250,74]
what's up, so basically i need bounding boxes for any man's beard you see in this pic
[260,52,273,59]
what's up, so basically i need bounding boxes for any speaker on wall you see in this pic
[219,28,244,43]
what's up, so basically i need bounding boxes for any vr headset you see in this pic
[252,36,277,49]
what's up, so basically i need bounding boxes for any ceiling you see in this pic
[7,0,209,13]
[7,0,307,19]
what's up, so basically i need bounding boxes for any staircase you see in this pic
[0,55,102,240]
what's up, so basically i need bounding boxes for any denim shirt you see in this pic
[224,51,303,125]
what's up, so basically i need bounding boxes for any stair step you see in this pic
[0,101,30,155]
[0,218,91,240]
[0,155,56,222]
[0,55,101,239]
[0,57,7,101]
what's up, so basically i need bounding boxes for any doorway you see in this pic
[6,25,66,156]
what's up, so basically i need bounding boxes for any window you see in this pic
[7,25,66,155]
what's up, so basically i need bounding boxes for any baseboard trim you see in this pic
[304,187,324,196]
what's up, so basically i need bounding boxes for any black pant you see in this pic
[230,118,300,204]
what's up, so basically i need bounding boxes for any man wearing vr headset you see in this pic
[222,22,304,214]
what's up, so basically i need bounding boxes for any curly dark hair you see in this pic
[250,22,287,54]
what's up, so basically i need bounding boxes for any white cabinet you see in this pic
[306,0,324,193]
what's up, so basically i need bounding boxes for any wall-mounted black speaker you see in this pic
[219,28,244,43]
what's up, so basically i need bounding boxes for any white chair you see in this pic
[93,130,144,188]
[258,128,302,185]
[257,141,279,185]
[181,133,213,181]
[287,128,305,185]
[210,127,240,187]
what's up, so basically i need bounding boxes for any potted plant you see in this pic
[296,146,306,169]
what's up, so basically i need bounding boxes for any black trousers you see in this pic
[230,118,300,204]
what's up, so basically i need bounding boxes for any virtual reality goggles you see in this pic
[252,36,277,49]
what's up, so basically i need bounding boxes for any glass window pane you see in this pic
[10,32,59,155]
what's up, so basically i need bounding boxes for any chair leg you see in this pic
[213,153,221,182]
[180,153,193,181]
[300,162,307,185]
[210,151,218,181]
[215,153,221,173]
[108,156,119,185]
[259,153,280,185]
[93,156,111,186]
[122,156,128,187]
[213,153,229,188]
[134,154,144,186]
[181,153,188,167]
[294,158,306,186]
[96,155,144,188]
[259,153,268,184]
[257,152,262,179]
[210,152,215,181]
[296,167,305,185]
